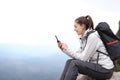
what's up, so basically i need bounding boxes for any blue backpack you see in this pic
[87,22,120,61]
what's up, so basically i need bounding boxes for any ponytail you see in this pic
[75,15,94,30]
[85,15,94,30]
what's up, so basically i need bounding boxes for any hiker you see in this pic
[57,15,114,80]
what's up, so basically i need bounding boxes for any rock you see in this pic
[76,72,120,80]
[76,75,93,80]
[110,72,120,80]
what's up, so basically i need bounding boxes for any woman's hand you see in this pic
[57,41,68,50]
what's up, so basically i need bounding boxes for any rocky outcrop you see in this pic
[76,72,120,80]
[116,20,120,38]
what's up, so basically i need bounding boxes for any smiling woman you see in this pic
[0,0,120,80]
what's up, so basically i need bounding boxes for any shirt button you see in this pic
[80,47,82,49]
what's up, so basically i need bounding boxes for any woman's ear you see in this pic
[81,24,87,30]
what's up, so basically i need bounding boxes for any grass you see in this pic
[114,59,120,72]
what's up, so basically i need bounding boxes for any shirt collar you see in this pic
[78,29,92,40]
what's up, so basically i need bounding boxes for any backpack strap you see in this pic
[86,30,96,39]
[83,30,95,50]
[85,31,110,64]
[82,30,95,50]
[96,50,109,56]
[96,50,110,65]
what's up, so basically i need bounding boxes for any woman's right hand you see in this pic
[57,41,68,51]
[57,41,62,49]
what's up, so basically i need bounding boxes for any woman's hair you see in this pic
[75,15,94,30]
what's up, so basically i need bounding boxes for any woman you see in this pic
[57,15,114,80]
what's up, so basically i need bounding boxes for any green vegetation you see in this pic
[115,20,120,72]
[114,59,120,72]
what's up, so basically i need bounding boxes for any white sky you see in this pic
[0,0,120,46]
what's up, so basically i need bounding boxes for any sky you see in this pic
[0,0,120,56]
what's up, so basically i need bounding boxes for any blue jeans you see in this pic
[60,59,113,80]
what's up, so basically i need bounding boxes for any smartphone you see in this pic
[55,35,60,42]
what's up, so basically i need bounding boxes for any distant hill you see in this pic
[0,43,69,80]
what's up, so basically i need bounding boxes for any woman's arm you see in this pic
[61,34,99,61]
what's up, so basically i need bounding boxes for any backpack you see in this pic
[87,22,120,61]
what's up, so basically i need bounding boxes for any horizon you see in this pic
[0,0,120,80]
[0,0,120,57]
[0,0,120,56]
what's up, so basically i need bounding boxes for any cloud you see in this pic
[0,0,119,45]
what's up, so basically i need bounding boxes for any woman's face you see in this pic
[74,22,86,35]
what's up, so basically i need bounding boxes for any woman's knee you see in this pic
[66,59,74,64]
[69,60,79,67]
[66,59,84,68]
[70,59,85,68]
